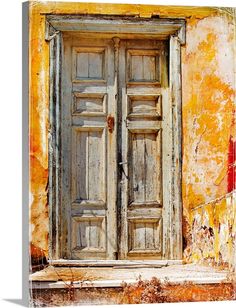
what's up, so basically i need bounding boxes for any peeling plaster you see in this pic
[182,15,235,212]
[187,193,236,269]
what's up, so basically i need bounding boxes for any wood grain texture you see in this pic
[71,129,105,203]
[129,132,160,204]
[48,28,62,260]
[61,37,117,260]
[119,40,167,260]
[128,51,160,83]
[72,47,106,83]
[47,15,185,43]
[169,35,183,259]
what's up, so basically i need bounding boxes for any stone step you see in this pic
[30,264,235,305]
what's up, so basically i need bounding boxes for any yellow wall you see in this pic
[29,1,236,269]
[181,11,236,269]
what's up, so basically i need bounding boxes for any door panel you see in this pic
[127,49,160,83]
[119,40,168,260]
[71,128,106,203]
[72,47,106,81]
[129,132,161,205]
[62,37,117,260]
[128,218,162,252]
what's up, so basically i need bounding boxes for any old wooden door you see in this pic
[118,40,168,260]
[61,35,169,260]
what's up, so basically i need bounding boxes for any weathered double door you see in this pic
[62,35,169,260]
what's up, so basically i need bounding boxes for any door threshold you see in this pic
[30,263,231,289]
[49,259,183,268]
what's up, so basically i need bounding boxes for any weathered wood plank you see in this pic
[47,16,185,43]
[120,39,167,260]
[61,35,72,259]
[48,29,62,260]
[62,37,118,260]
[88,52,103,78]
[77,52,89,78]
[106,37,118,259]
[48,259,183,267]
[169,35,183,260]
[119,39,129,259]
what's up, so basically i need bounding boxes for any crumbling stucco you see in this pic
[184,193,236,269]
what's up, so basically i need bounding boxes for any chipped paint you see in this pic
[186,192,236,270]
[29,2,236,273]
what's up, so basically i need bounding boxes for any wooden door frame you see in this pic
[46,14,185,261]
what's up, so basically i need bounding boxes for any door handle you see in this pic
[119,161,129,179]
[107,115,115,133]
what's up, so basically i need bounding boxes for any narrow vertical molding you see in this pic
[118,39,128,260]
[55,32,62,260]
[48,27,62,260]
[169,35,183,260]
[106,37,120,259]
[161,46,172,259]
[113,36,120,257]
[113,37,120,99]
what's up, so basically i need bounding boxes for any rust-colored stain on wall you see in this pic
[29,2,236,304]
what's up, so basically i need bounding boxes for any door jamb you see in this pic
[46,14,185,261]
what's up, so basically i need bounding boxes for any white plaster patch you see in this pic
[215,25,234,86]
[186,15,234,85]
[36,68,48,169]
[30,223,35,242]
[184,133,223,203]
[202,210,210,227]
[216,112,224,130]
[187,16,226,54]
[219,223,229,261]
[29,191,34,208]
[193,212,202,226]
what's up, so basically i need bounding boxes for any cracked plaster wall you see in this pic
[29,2,236,269]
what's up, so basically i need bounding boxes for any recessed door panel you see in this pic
[129,132,161,205]
[71,129,105,203]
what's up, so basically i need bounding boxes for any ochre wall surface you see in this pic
[29,1,236,269]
